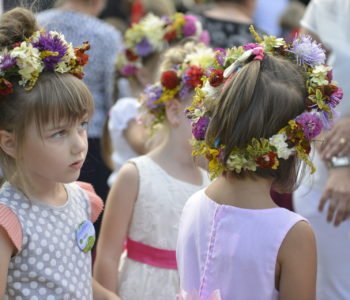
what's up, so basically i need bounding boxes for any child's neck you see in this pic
[148,137,203,186]
[17,178,67,207]
[206,175,278,210]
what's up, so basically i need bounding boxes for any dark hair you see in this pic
[206,55,307,192]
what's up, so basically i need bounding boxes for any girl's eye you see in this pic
[51,130,66,138]
[80,121,89,130]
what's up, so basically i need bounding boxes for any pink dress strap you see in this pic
[0,204,22,251]
[127,237,177,270]
[76,181,104,223]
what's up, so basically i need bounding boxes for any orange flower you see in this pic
[74,42,90,66]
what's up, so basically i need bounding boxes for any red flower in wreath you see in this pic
[164,30,177,42]
[125,49,139,62]
[209,69,224,87]
[161,70,180,89]
[185,66,204,88]
[0,78,13,95]
[256,152,278,169]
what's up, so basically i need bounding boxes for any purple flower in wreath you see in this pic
[0,54,16,71]
[183,15,197,37]
[179,85,190,99]
[199,31,210,45]
[290,35,326,66]
[144,84,163,110]
[32,33,67,70]
[215,48,226,66]
[329,87,343,108]
[192,116,210,140]
[296,112,323,140]
[121,64,138,76]
[135,38,153,57]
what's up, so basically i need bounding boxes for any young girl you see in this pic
[93,41,215,299]
[104,12,210,187]
[0,8,118,299]
[177,30,343,299]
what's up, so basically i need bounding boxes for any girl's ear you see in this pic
[0,130,16,158]
[165,99,181,127]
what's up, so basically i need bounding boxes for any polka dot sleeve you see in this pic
[76,181,104,223]
[0,204,22,251]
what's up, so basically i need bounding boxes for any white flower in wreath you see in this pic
[310,65,332,86]
[185,47,216,69]
[143,14,167,51]
[201,81,221,100]
[269,133,294,160]
[11,42,43,85]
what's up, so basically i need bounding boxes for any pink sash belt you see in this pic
[127,238,177,270]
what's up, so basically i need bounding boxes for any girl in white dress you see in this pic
[94,41,215,299]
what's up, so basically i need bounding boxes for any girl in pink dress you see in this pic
[177,29,343,300]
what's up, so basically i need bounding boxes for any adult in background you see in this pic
[293,1,350,299]
[37,0,123,238]
[199,0,261,49]
[253,0,289,36]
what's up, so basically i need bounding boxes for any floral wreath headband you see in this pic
[186,26,344,179]
[139,43,216,131]
[0,30,89,95]
[116,12,210,77]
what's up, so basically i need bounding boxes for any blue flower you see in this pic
[290,35,326,66]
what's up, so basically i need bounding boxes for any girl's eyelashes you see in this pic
[51,129,67,139]
[47,119,89,138]
[80,121,89,130]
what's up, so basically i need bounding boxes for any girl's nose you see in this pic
[71,129,87,155]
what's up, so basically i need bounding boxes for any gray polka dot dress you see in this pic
[0,182,94,299]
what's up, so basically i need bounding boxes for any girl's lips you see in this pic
[70,160,84,170]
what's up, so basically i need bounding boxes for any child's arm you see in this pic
[92,278,121,300]
[278,221,317,300]
[93,162,139,293]
[0,226,15,296]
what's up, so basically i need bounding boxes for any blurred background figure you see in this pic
[279,0,306,42]
[196,0,262,48]
[253,0,289,36]
[103,12,209,188]
[293,0,350,299]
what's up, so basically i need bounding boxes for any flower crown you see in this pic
[139,43,216,131]
[116,12,210,77]
[0,30,89,95]
[186,27,343,179]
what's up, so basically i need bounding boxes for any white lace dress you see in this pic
[118,156,210,300]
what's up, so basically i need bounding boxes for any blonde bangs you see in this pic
[29,72,94,133]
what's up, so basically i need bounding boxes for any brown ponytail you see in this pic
[206,55,307,192]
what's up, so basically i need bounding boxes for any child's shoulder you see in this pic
[74,182,103,223]
[127,155,155,174]
[0,182,25,205]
